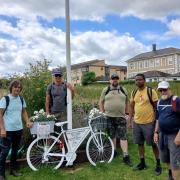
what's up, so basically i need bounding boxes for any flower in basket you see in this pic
[31,109,57,122]
[88,108,103,119]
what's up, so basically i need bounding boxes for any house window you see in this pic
[129,63,134,70]
[155,59,160,67]
[139,62,143,69]
[167,56,173,65]
[101,67,104,70]
[144,61,149,68]
[81,67,88,72]
[149,60,154,67]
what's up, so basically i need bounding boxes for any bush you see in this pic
[81,72,96,85]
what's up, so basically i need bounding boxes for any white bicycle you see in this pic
[26,115,114,171]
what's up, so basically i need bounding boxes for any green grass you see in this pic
[6,131,168,180]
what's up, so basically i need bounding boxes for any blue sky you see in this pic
[0,0,180,75]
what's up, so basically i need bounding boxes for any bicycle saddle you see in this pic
[55,121,68,127]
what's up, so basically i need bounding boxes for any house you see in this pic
[71,59,127,84]
[126,44,180,78]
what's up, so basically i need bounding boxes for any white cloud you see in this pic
[0,0,180,21]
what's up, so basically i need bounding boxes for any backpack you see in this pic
[49,83,67,109]
[105,85,127,97]
[132,87,155,108]
[3,95,24,115]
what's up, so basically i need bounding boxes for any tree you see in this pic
[81,72,96,85]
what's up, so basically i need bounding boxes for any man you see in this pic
[154,81,180,180]
[0,80,33,180]
[128,73,162,175]
[45,68,75,121]
[99,73,132,167]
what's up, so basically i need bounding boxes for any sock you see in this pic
[169,169,172,176]
[123,152,128,157]
[140,158,145,165]
[156,159,160,166]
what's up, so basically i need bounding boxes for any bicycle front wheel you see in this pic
[86,132,114,166]
[27,136,65,171]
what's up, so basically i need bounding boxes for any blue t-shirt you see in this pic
[0,94,26,131]
[156,96,180,134]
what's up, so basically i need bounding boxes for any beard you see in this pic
[161,95,168,100]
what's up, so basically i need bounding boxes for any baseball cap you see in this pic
[157,81,170,89]
[111,73,119,79]
[52,68,63,76]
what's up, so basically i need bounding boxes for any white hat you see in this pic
[157,81,170,89]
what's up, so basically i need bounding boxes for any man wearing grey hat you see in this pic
[45,68,75,121]
[99,73,132,167]
[154,81,180,180]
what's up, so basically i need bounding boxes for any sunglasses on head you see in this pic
[159,89,168,92]
[54,74,62,77]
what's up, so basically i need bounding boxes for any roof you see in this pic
[71,59,104,69]
[169,72,180,77]
[108,65,127,71]
[143,70,170,78]
[127,47,180,62]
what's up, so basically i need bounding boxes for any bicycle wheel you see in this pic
[86,132,114,166]
[27,135,65,171]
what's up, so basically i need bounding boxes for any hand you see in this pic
[26,121,33,128]
[0,128,6,138]
[174,131,180,145]
[154,133,159,144]
[127,117,133,129]
[66,83,74,91]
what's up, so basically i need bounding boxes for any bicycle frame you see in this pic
[44,115,104,166]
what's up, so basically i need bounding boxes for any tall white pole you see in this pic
[65,0,72,129]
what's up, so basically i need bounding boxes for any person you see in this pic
[154,81,180,180]
[0,80,33,180]
[45,68,75,121]
[128,73,162,175]
[99,73,132,167]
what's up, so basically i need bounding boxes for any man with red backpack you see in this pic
[154,81,180,180]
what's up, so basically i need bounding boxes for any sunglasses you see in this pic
[54,74,62,77]
[159,89,168,92]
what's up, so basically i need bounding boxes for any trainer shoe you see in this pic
[133,162,147,170]
[123,155,133,167]
[154,165,162,176]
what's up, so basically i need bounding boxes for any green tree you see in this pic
[81,72,96,85]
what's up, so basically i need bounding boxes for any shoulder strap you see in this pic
[3,96,10,115]
[105,85,111,96]
[119,86,127,97]
[147,87,154,107]
[171,95,178,112]
[19,96,24,109]
[132,88,138,99]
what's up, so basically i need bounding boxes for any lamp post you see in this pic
[65,0,72,130]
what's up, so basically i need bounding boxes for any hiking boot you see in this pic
[123,155,133,167]
[10,170,22,177]
[133,162,147,170]
[154,165,162,176]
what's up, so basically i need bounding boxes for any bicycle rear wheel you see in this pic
[27,135,65,171]
[86,132,114,166]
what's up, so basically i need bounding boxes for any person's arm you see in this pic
[99,101,105,113]
[128,101,134,128]
[66,83,75,99]
[45,94,51,115]
[174,130,180,145]
[0,109,6,137]
[154,120,159,144]
[22,109,33,128]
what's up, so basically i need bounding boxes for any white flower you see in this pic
[39,109,44,114]
[34,111,38,115]
[89,108,101,119]
[47,114,51,118]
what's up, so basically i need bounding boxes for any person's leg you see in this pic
[0,133,12,178]
[172,169,180,180]
[10,130,23,176]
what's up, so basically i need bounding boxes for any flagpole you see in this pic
[65,0,72,129]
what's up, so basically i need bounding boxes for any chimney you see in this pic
[152,44,156,51]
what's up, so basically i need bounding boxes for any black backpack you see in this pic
[132,87,154,108]
[2,95,24,115]
[105,85,127,97]
[49,83,67,109]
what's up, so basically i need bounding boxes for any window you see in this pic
[81,67,88,72]
[155,59,160,67]
[129,63,134,70]
[149,60,154,67]
[144,60,149,68]
[139,61,143,69]
[101,67,104,70]
[167,56,173,65]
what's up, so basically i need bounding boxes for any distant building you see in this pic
[127,44,180,78]
[71,59,127,84]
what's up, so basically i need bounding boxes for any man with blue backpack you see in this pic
[154,81,180,180]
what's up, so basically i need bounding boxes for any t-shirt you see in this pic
[99,85,128,117]
[0,94,26,131]
[46,83,67,114]
[130,87,158,124]
[156,96,180,134]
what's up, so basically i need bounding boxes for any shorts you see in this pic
[106,116,127,140]
[133,121,155,145]
[160,133,180,170]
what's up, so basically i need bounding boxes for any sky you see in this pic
[0,0,180,76]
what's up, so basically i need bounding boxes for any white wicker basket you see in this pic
[30,121,55,136]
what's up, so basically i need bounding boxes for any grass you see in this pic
[6,131,168,180]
